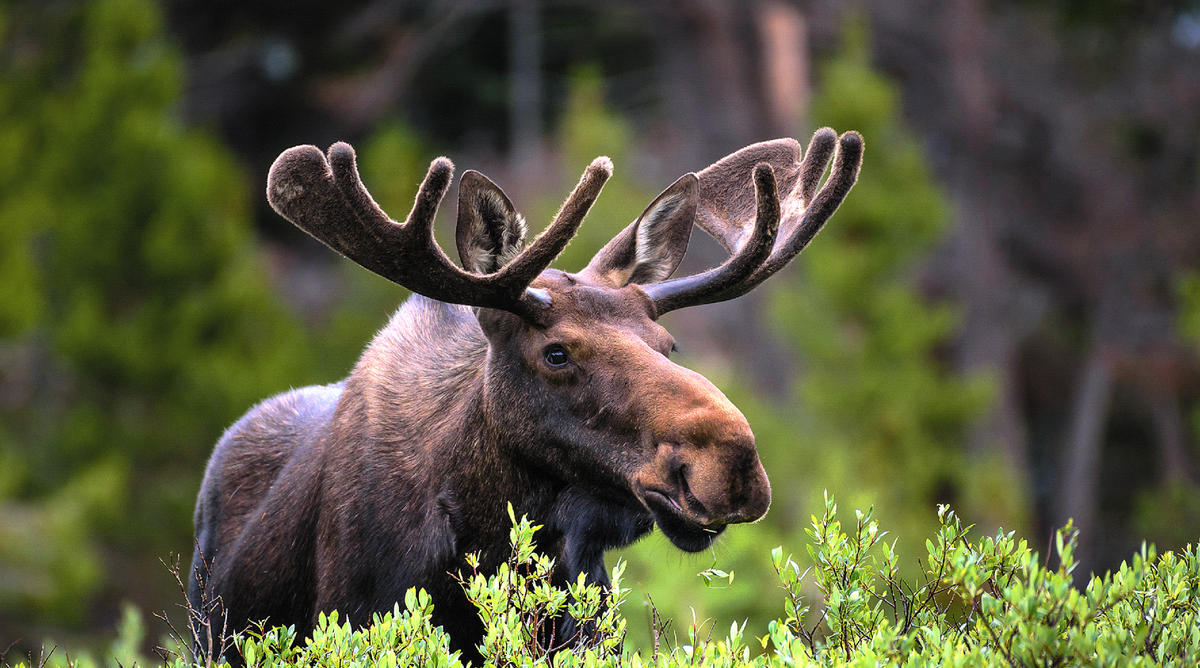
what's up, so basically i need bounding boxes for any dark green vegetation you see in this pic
[0,0,305,624]
[15,500,1200,667]
[0,0,393,636]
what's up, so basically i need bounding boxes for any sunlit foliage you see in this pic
[17,501,1200,667]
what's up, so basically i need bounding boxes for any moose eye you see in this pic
[543,345,570,368]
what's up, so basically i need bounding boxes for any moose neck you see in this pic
[339,295,650,579]
[451,375,653,580]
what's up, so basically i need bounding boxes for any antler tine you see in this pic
[495,156,612,299]
[645,129,863,317]
[641,163,781,315]
[267,142,587,321]
[797,127,839,207]
[746,130,863,285]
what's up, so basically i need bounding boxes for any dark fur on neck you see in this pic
[190,295,653,666]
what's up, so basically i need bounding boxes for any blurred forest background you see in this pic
[2,0,1200,660]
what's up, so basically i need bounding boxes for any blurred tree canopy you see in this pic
[611,22,996,653]
[0,0,335,630]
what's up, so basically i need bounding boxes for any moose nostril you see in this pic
[674,462,688,492]
[675,464,714,524]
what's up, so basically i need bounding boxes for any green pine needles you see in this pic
[13,495,1198,668]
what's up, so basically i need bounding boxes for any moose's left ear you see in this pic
[456,170,528,274]
[583,173,698,287]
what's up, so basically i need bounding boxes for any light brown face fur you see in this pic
[479,268,771,552]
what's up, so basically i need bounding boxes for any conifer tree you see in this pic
[0,0,314,627]
[615,23,993,651]
[771,20,996,559]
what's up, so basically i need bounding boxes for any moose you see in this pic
[189,128,862,662]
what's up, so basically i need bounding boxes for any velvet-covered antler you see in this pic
[266,142,611,322]
[641,128,863,316]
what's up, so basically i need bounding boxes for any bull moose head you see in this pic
[189,128,862,663]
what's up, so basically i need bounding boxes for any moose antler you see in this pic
[267,142,611,321]
[642,128,863,316]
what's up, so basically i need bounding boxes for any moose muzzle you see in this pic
[633,362,772,552]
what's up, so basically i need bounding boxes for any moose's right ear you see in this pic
[583,173,698,287]
[456,171,528,275]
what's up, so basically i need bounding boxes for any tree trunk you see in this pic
[1057,344,1114,578]
[1149,383,1195,485]
[755,1,809,137]
[508,0,543,170]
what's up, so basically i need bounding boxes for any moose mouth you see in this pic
[640,487,726,552]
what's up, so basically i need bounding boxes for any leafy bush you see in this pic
[457,507,628,663]
[10,496,1196,667]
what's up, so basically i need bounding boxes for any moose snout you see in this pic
[629,353,772,543]
[637,431,772,529]
[681,438,771,525]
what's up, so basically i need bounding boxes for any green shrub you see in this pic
[12,496,1196,667]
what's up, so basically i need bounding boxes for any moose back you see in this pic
[189,129,862,661]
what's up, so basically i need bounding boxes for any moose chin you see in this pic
[188,128,862,664]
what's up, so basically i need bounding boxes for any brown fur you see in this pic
[190,130,862,665]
